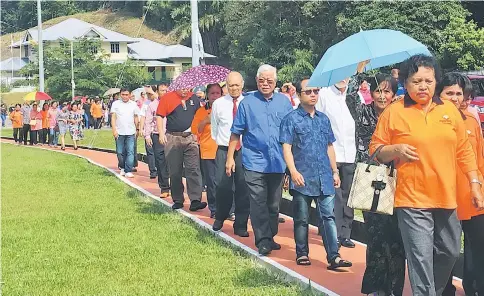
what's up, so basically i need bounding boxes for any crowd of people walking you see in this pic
[6,53,484,296]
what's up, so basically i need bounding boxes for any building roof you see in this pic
[0,57,29,71]
[13,18,136,47]
[127,38,215,60]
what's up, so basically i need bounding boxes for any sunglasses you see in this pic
[301,89,320,95]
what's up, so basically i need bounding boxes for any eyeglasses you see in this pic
[301,89,320,95]
[257,78,275,85]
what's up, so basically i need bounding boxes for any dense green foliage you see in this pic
[2,0,484,87]
[20,40,150,101]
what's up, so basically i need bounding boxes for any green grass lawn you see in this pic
[1,127,145,152]
[1,144,316,296]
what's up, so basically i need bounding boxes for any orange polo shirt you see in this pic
[456,109,484,220]
[370,97,477,209]
[9,111,23,128]
[191,107,217,160]
[90,103,103,119]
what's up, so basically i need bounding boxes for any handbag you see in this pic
[29,119,36,126]
[347,146,397,215]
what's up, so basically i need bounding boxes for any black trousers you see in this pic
[202,158,217,215]
[214,147,249,230]
[94,117,102,129]
[244,169,283,247]
[30,130,38,145]
[22,124,30,145]
[145,139,157,176]
[13,128,22,142]
[335,162,356,240]
[151,134,170,193]
[40,128,48,144]
[462,214,484,295]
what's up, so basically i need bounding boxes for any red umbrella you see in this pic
[23,91,53,101]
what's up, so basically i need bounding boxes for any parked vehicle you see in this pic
[467,75,484,129]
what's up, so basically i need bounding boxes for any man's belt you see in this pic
[167,131,192,137]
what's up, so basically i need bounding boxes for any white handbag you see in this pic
[347,146,397,215]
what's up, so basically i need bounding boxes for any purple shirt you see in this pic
[144,99,165,138]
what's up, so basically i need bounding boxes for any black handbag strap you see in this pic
[365,145,395,177]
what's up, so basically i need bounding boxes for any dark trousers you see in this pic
[13,128,22,142]
[94,117,102,129]
[202,158,217,215]
[214,147,249,230]
[462,214,484,295]
[164,133,202,204]
[151,134,170,193]
[335,162,356,240]
[22,124,30,145]
[40,128,48,144]
[244,170,283,247]
[145,139,157,176]
[30,130,38,145]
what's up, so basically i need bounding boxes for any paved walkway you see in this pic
[2,139,465,296]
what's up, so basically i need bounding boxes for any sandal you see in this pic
[296,256,311,266]
[160,192,170,198]
[327,256,352,270]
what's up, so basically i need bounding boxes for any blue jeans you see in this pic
[115,134,135,173]
[292,191,339,262]
[83,113,90,129]
[49,128,59,146]
[1,114,6,127]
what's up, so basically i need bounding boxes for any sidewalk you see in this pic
[1,139,465,296]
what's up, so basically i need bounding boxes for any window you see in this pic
[89,46,98,54]
[23,45,29,57]
[147,67,155,73]
[110,42,120,53]
[182,63,192,72]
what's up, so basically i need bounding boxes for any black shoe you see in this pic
[339,238,355,248]
[150,174,157,179]
[258,245,272,256]
[189,200,207,212]
[234,229,249,237]
[270,241,281,250]
[172,203,184,210]
[212,220,223,231]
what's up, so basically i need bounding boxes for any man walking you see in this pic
[156,88,206,212]
[91,98,104,129]
[280,78,352,269]
[316,78,358,249]
[111,88,139,178]
[144,86,170,198]
[211,72,250,237]
[21,102,32,145]
[227,65,293,255]
[139,87,158,179]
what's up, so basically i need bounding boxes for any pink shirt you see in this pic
[144,99,166,138]
[48,109,58,128]
[30,110,43,131]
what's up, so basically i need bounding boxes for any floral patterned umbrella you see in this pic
[168,65,231,91]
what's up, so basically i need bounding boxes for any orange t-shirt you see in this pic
[456,110,484,220]
[90,103,103,119]
[370,98,477,209]
[9,111,23,128]
[191,107,217,160]
[40,110,49,129]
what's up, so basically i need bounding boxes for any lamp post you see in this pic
[71,41,75,99]
[37,0,45,92]
[190,0,200,67]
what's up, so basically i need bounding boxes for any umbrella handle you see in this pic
[357,60,370,73]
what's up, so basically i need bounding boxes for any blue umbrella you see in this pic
[308,29,431,87]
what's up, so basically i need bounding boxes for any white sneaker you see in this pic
[125,172,134,178]
[120,169,125,176]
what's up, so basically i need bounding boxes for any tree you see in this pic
[278,49,316,83]
[21,39,150,101]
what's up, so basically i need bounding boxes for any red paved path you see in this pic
[2,140,464,296]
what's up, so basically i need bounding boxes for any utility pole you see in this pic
[10,35,14,83]
[71,41,75,99]
[190,0,200,67]
[37,0,45,92]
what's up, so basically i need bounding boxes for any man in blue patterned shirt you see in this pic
[280,78,352,270]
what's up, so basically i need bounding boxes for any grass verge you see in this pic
[1,144,317,295]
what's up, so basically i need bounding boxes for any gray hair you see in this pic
[256,64,277,80]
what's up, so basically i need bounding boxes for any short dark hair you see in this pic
[206,83,223,93]
[399,54,441,85]
[436,72,467,97]
[150,85,157,93]
[15,103,21,108]
[295,77,311,94]
[157,83,168,91]
[94,98,101,103]
[119,88,130,93]
[463,76,475,100]
[368,73,398,95]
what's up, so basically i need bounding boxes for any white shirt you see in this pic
[139,103,148,117]
[110,100,139,135]
[316,85,356,163]
[211,94,244,146]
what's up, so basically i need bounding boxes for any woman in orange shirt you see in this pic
[439,72,484,296]
[9,103,23,144]
[370,55,484,296]
[40,103,49,145]
[191,84,222,217]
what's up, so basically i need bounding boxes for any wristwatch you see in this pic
[470,178,482,186]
